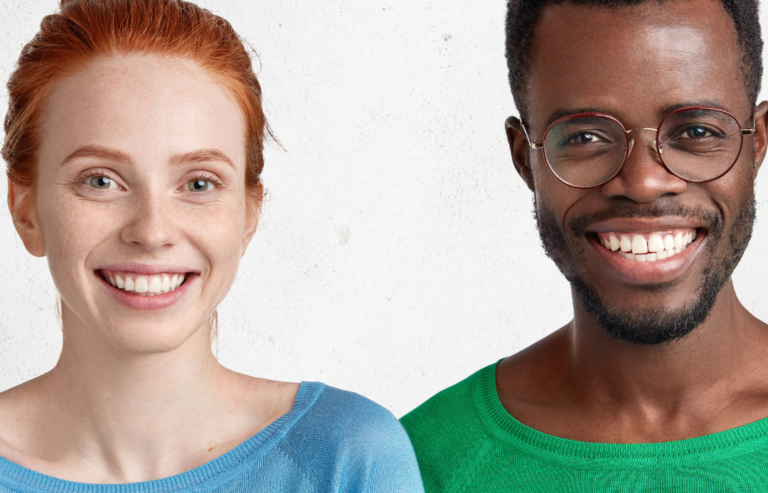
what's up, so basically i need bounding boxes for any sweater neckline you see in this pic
[480,361,768,461]
[0,381,322,493]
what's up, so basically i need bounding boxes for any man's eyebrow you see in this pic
[170,149,235,169]
[543,108,607,128]
[659,100,726,115]
[541,100,729,130]
[61,146,133,167]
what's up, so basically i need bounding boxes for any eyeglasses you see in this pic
[519,106,755,189]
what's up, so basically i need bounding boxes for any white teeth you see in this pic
[648,233,664,253]
[135,276,149,293]
[601,228,697,263]
[631,234,648,254]
[620,234,631,252]
[105,272,187,296]
[663,235,675,251]
[674,233,683,249]
[148,276,162,294]
[609,235,620,251]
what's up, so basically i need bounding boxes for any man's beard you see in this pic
[534,193,756,345]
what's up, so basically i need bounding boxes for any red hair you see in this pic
[3,0,270,206]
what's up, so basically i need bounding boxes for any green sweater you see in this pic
[401,362,768,492]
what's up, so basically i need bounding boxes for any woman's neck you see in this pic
[0,306,298,483]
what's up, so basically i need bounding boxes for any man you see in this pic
[402,0,768,490]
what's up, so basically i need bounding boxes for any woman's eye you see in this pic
[87,176,118,190]
[185,179,213,192]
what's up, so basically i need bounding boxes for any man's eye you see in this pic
[681,126,711,139]
[568,132,601,145]
[185,179,213,192]
[87,176,118,190]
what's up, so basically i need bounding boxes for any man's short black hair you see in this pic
[505,0,763,122]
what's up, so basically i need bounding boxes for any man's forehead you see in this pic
[525,0,747,128]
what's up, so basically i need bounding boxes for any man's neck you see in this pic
[496,279,768,443]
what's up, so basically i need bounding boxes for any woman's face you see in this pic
[20,55,258,354]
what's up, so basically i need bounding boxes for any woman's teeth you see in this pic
[597,229,697,263]
[102,271,186,296]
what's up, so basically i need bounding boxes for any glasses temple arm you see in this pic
[742,110,757,136]
[521,122,545,149]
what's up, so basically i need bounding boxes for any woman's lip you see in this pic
[587,231,706,285]
[96,271,194,311]
[97,263,193,275]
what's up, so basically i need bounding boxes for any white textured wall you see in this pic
[1,0,768,417]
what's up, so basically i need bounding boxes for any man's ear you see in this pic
[241,183,263,257]
[505,116,535,191]
[7,182,45,257]
[751,101,768,176]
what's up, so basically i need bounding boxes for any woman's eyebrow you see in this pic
[170,149,235,169]
[60,146,235,169]
[60,145,132,167]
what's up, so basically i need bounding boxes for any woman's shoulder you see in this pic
[282,382,424,492]
[291,382,406,447]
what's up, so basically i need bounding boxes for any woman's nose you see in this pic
[120,191,178,251]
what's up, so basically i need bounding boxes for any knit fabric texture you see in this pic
[0,382,425,493]
[401,362,768,492]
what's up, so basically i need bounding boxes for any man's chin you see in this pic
[570,274,722,345]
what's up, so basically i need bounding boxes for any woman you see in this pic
[0,0,423,490]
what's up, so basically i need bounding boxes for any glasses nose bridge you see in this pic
[625,126,659,158]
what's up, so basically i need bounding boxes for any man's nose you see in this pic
[120,191,178,251]
[600,130,688,202]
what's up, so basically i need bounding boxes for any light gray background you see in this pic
[1,0,767,417]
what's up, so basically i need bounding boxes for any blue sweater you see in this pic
[0,382,424,492]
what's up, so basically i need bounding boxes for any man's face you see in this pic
[522,0,761,343]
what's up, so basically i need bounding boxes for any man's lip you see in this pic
[587,231,706,285]
[96,263,195,275]
[585,217,707,233]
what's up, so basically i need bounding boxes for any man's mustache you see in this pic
[568,202,723,238]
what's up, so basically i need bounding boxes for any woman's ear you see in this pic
[7,182,45,257]
[505,116,535,191]
[752,101,768,176]
[240,183,263,257]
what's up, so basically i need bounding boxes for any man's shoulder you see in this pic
[401,364,490,435]
[401,364,497,492]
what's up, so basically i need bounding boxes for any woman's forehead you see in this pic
[39,55,247,169]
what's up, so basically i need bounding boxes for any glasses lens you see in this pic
[658,109,742,181]
[543,116,627,187]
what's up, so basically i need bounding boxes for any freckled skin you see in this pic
[502,0,768,443]
[0,55,299,482]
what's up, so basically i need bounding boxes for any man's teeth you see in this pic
[104,272,186,296]
[599,229,697,263]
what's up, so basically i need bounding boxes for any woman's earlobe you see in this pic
[7,183,45,257]
[505,116,536,191]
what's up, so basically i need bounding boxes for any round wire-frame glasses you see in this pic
[517,106,755,189]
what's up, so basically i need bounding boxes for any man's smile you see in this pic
[595,228,697,262]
